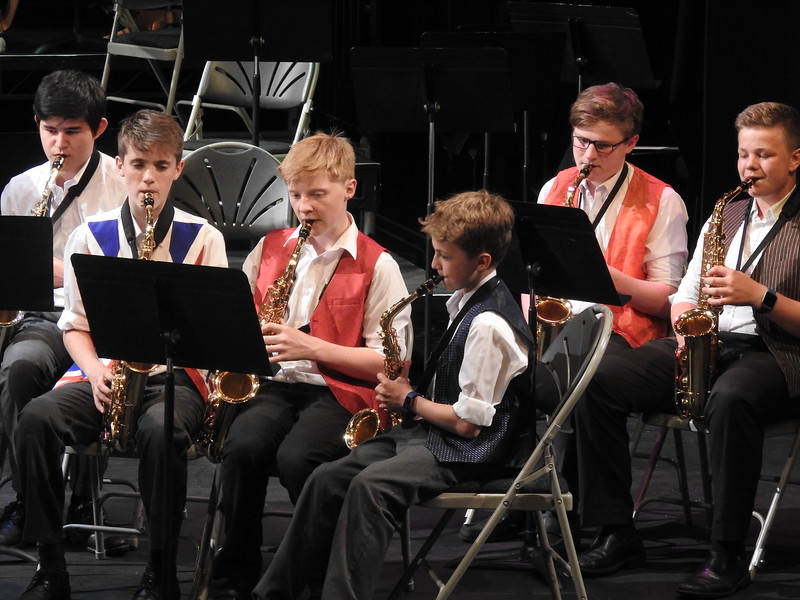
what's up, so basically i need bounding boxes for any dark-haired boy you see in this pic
[0,69,127,547]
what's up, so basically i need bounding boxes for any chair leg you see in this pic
[671,429,693,526]
[632,425,669,519]
[190,464,223,600]
[749,427,800,578]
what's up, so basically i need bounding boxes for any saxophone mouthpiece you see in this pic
[52,155,65,169]
[579,163,594,176]
[142,192,155,208]
[741,178,754,189]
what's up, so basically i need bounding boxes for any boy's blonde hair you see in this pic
[117,109,184,163]
[570,82,643,139]
[278,132,355,184]
[420,190,514,266]
[735,102,800,151]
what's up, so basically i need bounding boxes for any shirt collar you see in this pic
[751,186,795,224]
[447,269,498,318]
[283,212,360,259]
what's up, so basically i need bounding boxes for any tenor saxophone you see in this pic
[534,164,594,358]
[100,193,158,452]
[194,221,313,462]
[1,156,65,332]
[343,274,443,449]
[674,179,753,422]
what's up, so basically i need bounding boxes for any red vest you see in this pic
[255,228,387,414]
[544,164,668,346]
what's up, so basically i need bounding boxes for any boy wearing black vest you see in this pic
[252,190,534,600]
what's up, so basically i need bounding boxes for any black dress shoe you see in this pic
[64,500,130,555]
[676,550,750,598]
[209,577,251,600]
[17,570,71,600]
[459,511,526,543]
[0,499,25,547]
[132,565,180,600]
[578,528,646,576]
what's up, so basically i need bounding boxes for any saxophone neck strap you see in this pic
[587,162,628,230]
[50,150,101,224]
[737,188,800,272]
[121,198,174,257]
[415,276,501,395]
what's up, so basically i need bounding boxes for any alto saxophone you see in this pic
[1,156,66,331]
[534,163,594,358]
[194,221,313,462]
[100,193,158,451]
[674,179,753,422]
[344,274,443,449]
[31,154,65,217]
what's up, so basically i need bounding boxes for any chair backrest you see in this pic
[184,61,320,143]
[169,142,291,243]
[537,304,614,440]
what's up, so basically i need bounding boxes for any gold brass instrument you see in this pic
[344,274,443,450]
[674,179,753,422]
[31,155,65,217]
[1,156,65,334]
[534,163,593,358]
[100,193,158,451]
[194,221,313,462]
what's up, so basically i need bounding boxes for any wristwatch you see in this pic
[403,391,422,416]
[755,287,778,313]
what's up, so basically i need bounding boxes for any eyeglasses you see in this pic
[572,135,629,156]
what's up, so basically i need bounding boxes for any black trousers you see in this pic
[15,371,204,548]
[575,334,800,542]
[0,312,72,491]
[212,380,353,590]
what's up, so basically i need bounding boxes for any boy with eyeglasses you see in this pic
[463,82,690,546]
[539,81,689,349]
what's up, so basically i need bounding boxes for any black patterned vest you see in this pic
[721,188,800,396]
[425,280,533,464]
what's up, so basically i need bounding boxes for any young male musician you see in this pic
[13,109,227,600]
[538,82,689,348]
[253,190,533,600]
[464,81,690,544]
[207,132,410,600]
[572,102,800,599]
[0,69,126,548]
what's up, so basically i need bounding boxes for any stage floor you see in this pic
[1,418,799,599]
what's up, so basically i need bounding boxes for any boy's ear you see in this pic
[476,252,492,271]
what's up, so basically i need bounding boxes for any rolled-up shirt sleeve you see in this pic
[450,311,530,427]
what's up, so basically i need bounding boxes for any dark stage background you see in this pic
[1,0,799,267]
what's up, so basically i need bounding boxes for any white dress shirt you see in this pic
[672,190,793,336]
[1,152,127,307]
[442,271,530,428]
[242,214,410,386]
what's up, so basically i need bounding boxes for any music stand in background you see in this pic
[72,254,272,600]
[420,31,565,201]
[182,0,333,145]
[350,46,515,357]
[500,202,624,352]
[0,216,51,564]
[507,1,658,93]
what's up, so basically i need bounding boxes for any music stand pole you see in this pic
[423,100,439,359]
[159,327,179,600]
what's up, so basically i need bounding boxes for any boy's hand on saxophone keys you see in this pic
[85,362,113,413]
[702,266,763,307]
[375,361,412,411]
[262,322,319,363]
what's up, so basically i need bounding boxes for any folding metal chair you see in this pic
[391,305,613,600]
[101,0,184,115]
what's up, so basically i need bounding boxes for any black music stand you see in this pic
[0,216,51,564]
[420,31,565,201]
[72,254,272,600]
[0,216,53,314]
[476,202,623,579]
[507,1,658,92]
[350,46,515,357]
[182,0,333,146]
